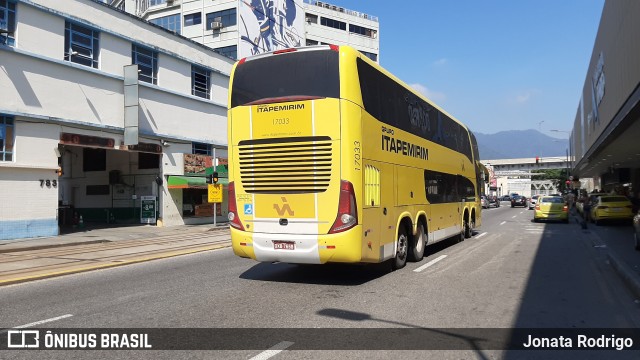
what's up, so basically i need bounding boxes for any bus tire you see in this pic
[392,226,408,270]
[408,222,427,262]
[463,213,473,239]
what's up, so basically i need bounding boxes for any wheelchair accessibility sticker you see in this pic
[244,204,253,215]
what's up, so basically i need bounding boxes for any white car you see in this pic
[528,195,540,210]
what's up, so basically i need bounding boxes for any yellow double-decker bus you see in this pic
[227,45,483,270]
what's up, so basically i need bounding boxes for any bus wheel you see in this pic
[408,223,426,262]
[392,227,408,270]
[465,216,474,239]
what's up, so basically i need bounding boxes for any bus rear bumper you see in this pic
[231,227,362,264]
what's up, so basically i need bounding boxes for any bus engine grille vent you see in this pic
[237,136,332,194]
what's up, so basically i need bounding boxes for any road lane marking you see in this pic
[250,341,294,360]
[0,314,73,334]
[512,215,517,218]
[414,255,447,273]
[500,221,506,225]
[520,211,523,214]
[476,232,487,239]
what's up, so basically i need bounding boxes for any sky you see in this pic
[327,0,605,139]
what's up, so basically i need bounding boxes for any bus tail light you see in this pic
[535,205,540,210]
[227,181,245,231]
[329,180,358,234]
[563,205,568,212]
[273,48,297,55]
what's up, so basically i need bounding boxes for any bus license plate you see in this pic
[273,241,295,250]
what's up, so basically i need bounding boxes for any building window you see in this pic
[132,44,158,84]
[0,114,14,161]
[320,17,346,31]
[83,148,106,172]
[184,12,201,26]
[150,14,181,34]
[192,142,212,156]
[306,39,318,46]
[192,65,211,99]
[0,0,17,46]
[64,21,100,68]
[86,185,110,195]
[138,152,160,169]
[214,45,236,60]
[305,13,317,24]
[206,8,236,29]
[149,0,166,6]
[359,50,377,62]
[349,24,376,38]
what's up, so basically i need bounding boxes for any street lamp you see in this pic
[551,131,572,192]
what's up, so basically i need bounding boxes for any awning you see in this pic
[167,176,228,189]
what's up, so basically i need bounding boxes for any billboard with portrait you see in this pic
[239,0,304,58]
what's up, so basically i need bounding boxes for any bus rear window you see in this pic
[231,50,340,108]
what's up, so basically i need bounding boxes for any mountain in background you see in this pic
[473,129,569,160]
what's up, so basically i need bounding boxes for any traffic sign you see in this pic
[208,184,223,203]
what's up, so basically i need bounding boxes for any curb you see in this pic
[577,217,640,300]
[0,240,113,254]
[607,251,640,299]
[0,242,232,287]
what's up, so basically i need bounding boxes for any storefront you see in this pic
[165,154,228,226]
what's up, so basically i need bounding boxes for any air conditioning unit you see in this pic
[211,21,223,30]
[167,0,176,4]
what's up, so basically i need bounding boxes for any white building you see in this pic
[0,0,234,240]
[481,157,569,198]
[111,0,380,62]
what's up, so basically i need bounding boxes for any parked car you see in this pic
[533,196,569,223]
[511,195,527,208]
[577,193,606,216]
[528,195,540,210]
[501,195,511,201]
[590,195,634,225]
[634,210,640,251]
[481,195,488,209]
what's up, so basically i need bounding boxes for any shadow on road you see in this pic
[239,232,471,285]
[239,261,391,285]
[239,231,473,285]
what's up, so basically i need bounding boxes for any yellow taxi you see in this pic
[590,195,634,225]
[533,196,569,223]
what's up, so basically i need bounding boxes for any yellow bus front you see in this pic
[227,46,364,264]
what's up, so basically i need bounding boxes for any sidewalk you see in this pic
[569,209,640,299]
[0,223,232,286]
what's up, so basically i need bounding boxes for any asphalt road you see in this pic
[2,202,640,359]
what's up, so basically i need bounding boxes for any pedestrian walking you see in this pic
[583,198,592,223]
